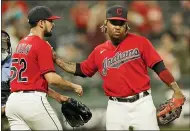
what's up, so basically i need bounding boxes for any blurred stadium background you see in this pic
[2,0,190,130]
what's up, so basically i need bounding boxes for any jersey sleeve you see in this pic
[142,38,163,68]
[80,49,98,77]
[36,40,55,75]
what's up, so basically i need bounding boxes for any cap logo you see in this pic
[116,8,122,16]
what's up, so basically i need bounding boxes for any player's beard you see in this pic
[44,25,52,37]
[110,30,127,46]
[110,38,121,46]
[110,34,126,46]
[109,28,127,46]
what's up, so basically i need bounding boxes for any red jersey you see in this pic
[80,33,162,97]
[10,35,55,93]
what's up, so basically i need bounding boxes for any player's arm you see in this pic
[44,72,83,96]
[152,61,184,98]
[49,42,78,75]
[55,57,86,77]
[54,58,76,74]
[38,41,82,96]
[47,88,69,103]
[143,38,185,99]
[152,61,186,117]
[143,38,185,117]
[53,49,97,77]
[52,49,86,77]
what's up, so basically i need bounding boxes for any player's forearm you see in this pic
[45,72,77,91]
[55,58,76,74]
[152,61,182,93]
[47,88,68,103]
[158,69,183,96]
[168,82,185,99]
[52,76,77,91]
[48,88,62,103]
[169,82,183,94]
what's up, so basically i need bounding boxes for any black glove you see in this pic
[61,98,92,127]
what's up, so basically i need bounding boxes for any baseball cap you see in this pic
[28,6,61,23]
[106,5,128,22]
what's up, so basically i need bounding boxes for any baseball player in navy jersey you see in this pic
[5,6,83,130]
[52,5,186,130]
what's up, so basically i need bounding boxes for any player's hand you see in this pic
[171,91,186,109]
[59,95,69,103]
[73,84,83,96]
[172,91,185,99]
[157,91,186,117]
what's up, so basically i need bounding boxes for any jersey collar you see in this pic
[107,36,128,52]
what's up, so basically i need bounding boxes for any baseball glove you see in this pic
[157,97,185,125]
[61,98,92,127]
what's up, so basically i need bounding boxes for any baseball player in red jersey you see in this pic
[52,5,185,130]
[5,6,83,130]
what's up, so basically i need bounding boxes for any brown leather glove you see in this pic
[157,97,185,124]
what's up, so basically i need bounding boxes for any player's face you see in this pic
[44,20,55,37]
[107,20,127,40]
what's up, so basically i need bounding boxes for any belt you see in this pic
[15,90,41,93]
[23,90,36,93]
[13,90,47,97]
[109,91,149,103]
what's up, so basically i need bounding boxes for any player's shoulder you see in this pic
[127,33,148,41]
[19,35,41,43]
[19,35,51,51]
[93,41,109,51]
[31,36,47,44]
[127,33,151,45]
[25,35,49,45]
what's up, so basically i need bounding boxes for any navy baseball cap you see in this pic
[106,5,128,22]
[28,6,61,23]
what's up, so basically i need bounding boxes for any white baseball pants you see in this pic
[106,93,160,130]
[5,91,63,130]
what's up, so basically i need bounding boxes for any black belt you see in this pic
[14,90,47,97]
[109,91,149,103]
[14,90,46,93]
[14,90,36,93]
[23,91,36,93]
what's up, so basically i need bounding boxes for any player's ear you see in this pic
[125,23,130,34]
[38,20,44,29]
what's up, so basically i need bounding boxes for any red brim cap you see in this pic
[47,15,61,20]
[107,17,128,22]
